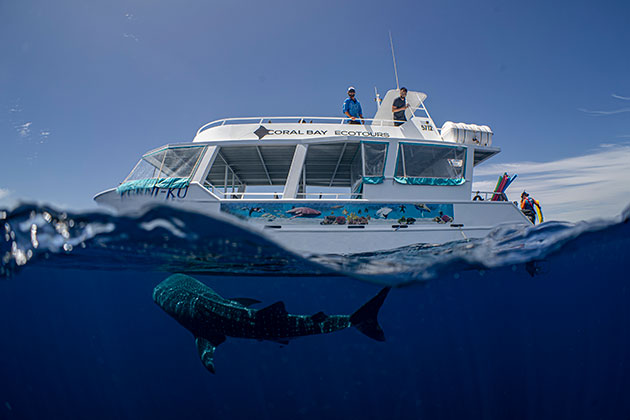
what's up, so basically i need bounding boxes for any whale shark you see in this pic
[153,274,390,373]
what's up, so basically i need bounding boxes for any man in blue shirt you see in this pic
[343,86,363,124]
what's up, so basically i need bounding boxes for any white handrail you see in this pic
[196,116,402,136]
[204,183,361,200]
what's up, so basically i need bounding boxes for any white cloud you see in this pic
[473,144,630,222]
[123,33,139,42]
[578,93,630,115]
[16,121,32,137]
[578,107,630,116]
[39,130,51,143]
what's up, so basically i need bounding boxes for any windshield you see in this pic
[123,145,206,183]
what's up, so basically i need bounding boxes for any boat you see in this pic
[94,88,530,254]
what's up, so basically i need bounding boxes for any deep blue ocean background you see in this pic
[1,203,630,419]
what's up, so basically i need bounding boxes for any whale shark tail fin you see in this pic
[349,287,391,342]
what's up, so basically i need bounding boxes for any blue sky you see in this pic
[1,0,629,220]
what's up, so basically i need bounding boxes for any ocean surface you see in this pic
[1,202,630,419]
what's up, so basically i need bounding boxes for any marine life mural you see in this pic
[220,202,454,226]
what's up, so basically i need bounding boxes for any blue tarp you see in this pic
[116,177,190,194]
[393,177,466,186]
[362,176,385,184]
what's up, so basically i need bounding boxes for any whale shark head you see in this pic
[153,274,218,306]
[152,274,221,331]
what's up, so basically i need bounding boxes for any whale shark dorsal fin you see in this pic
[256,301,288,319]
[311,311,327,323]
[230,297,262,307]
[195,333,225,374]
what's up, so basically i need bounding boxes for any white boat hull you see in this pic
[94,183,530,255]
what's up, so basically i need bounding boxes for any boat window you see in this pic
[126,148,166,181]
[362,142,388,179]
[302,143,361,187]
[394,143,466,185]
[117,145,206,194]
[294,142,387,198]
[161,146,206,178]
[123,145,205,183]
[350,147,362,193]
[289,142,362,198]
[204,145,297,194]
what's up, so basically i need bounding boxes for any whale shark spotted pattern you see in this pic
[153,274,390,373]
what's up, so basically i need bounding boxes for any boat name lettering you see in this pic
[421,124,433,131]
[334,130,390,138]
[266,129,329,136]
[120,185,189,200]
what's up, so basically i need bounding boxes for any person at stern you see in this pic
[343,86,364,124]
[520,191,543,224]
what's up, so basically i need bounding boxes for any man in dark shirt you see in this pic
[392,87,408,126]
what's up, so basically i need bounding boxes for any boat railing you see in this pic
[471,191,511,202]
[295,192,361,200]
[196,116,402,136]
[203,184,279,199]
[203,183,361,200]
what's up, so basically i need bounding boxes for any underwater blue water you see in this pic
[1,203,630,419]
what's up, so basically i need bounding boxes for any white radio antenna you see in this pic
[389,31,400,91]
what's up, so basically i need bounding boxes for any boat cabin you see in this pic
[114,89,499,204]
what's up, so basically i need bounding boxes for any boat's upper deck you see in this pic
[109,88,500,203]
[193,115,443,144]
[192,89,478,145]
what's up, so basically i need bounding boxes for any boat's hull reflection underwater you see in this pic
[153,274,390,373]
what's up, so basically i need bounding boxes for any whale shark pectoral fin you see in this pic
[230,297,262,307]
[195,337,217,374]
[256,301,288,320]
[195,333,226,374]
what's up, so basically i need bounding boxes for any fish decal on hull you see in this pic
[286,207,322,218]
[376,207,393,219]
[153,274,390,374]
[241,206,264,216]
[414,203,431,212]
